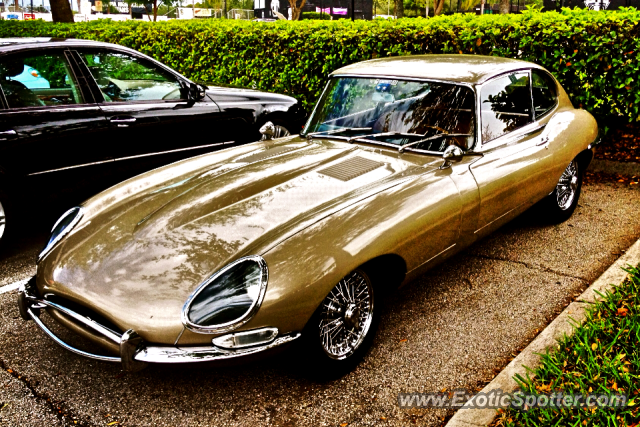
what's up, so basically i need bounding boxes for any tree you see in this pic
[142,0,177,21]
[50,0,74,22]
[499,0,509,13]
[433,0,444,14]
[288,0,306,20]
[394,0,403,16]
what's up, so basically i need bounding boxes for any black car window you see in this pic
[0,52,83,109]
[80,51,183,103]
[532,69,558,119]
[480,72,532,143]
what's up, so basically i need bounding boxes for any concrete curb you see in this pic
[588,159,640,177]
[445,237,640,427]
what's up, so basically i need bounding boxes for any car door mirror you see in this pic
[181,82,202,106]
[440,145,464,169]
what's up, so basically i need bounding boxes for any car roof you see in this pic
[331,54,543,85]
[0,38,129,53]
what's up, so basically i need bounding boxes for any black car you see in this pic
[0,38,306,247]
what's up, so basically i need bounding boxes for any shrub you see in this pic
[1,9,639,120]
[301,12,332,20]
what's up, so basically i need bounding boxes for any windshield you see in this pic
[303,77,476,152]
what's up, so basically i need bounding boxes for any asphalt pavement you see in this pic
[1,177,640,427]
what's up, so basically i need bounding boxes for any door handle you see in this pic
[536,136,549,146]
[110,117,136,127]
[0,130,17,136]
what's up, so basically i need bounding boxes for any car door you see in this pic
[0,49,109,191]
[469,70,559,238]
[73,48,228,176]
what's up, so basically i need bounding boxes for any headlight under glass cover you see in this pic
[182,255,268,333]
[38,207,84,262]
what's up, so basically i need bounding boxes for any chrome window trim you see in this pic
[477,68,534,146]
[181,255,269,334]
[476,120,547,154]
[531,69,560,121]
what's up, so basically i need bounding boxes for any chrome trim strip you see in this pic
[407,243,456,274]
[27,141,236,176]
[38,207,84,262]
[134,333,301,364]
[181,255,269,334]
[27,295,122,344]
[330,74,476,89]
[28,308,122,363]
[21,286,299,366]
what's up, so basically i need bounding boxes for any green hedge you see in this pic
[301,12,332,20]
[1,9,640,120]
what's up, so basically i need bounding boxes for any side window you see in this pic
[531,69,558,118]
[80,51,183,102]
[480,72,532,143]
[0,52,83,109]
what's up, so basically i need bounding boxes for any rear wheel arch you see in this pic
[575,147,594,175]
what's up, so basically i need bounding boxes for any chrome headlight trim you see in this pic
[38,206,84,263]
[181,255,269,334]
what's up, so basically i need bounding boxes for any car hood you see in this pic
[204,84,298,105]
[38,137,443,343]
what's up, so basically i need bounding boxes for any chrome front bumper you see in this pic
[18,279,300,372]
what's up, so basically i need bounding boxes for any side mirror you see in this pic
[259,121,276,140]
[440,145,464,169]
[182,82,202,106]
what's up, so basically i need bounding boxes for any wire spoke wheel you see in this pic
[556,159,579,211]
[318,270,374,360]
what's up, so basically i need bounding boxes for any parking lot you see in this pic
[1,176,640,427]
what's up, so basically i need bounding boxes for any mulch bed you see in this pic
[584,171,639,186]
[596,122,640,163]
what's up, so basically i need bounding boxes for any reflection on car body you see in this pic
[18,54,599,376]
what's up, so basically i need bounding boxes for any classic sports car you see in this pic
[19,55,599,374]
[0,38,305,248]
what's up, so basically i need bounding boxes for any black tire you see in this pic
[300,268,380,379]
[543,158,583,224]
[0,187,11,252]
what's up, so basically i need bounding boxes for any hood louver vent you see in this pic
[236,146,298,163]
[318,156,384,181]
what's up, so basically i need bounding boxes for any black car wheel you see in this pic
[302,268,379,378]
[544,158,583,223]
[0,188,10,250]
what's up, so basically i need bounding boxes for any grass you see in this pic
[493,266,640,427]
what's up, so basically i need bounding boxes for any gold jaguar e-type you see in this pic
[19,55,599,374]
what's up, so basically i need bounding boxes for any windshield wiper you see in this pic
[398,133,471,153]
[304,127,372,139]
[346,131,425,143]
